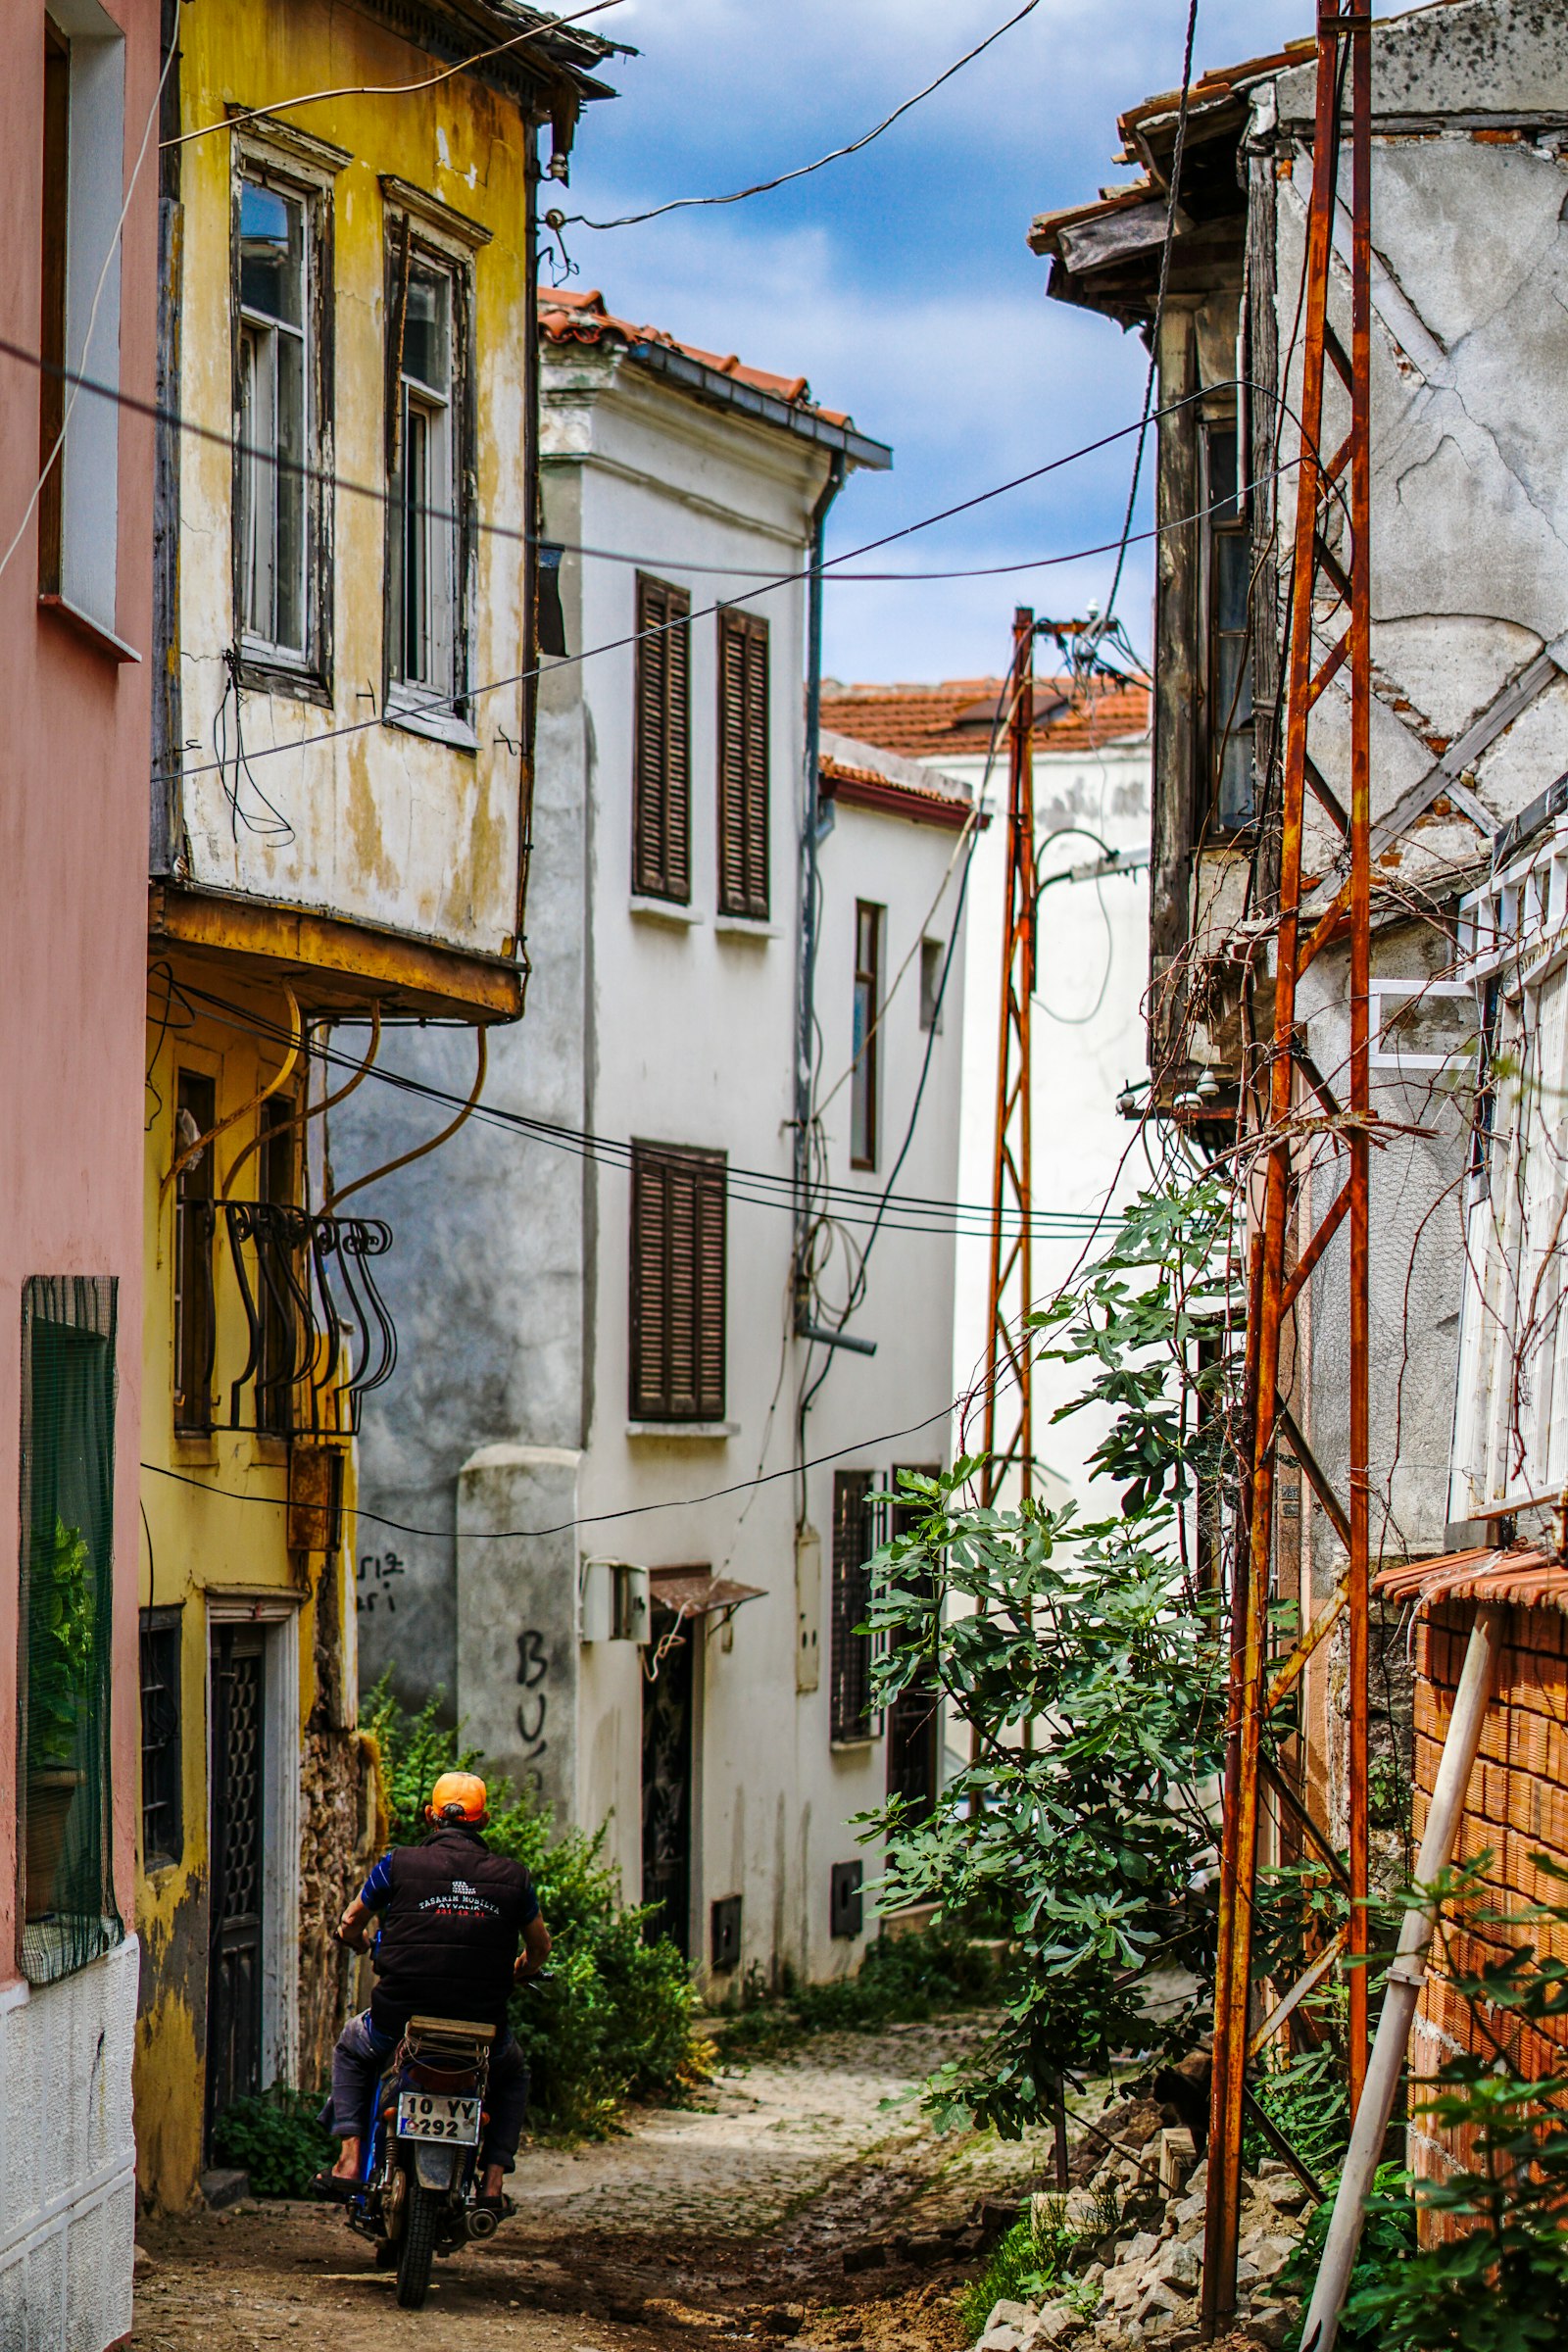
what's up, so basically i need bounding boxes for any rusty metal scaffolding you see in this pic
[1201,4,1373,2333]
[979,607,1038,1510]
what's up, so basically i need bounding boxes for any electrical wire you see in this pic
[561,0,1042,230]
[161,0,628,151]
[156,973,1111,1241]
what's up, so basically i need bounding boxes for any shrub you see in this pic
[211,2083,335,2198]
[714,1918,999,2058]
[958,2190,1115,2337]
[362,1681,702,2138]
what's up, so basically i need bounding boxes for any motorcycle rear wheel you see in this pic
[396,2182,440,2308]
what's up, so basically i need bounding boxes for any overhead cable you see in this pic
[560,0,1041,230]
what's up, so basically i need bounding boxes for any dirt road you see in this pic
[132,2023,1054,2352]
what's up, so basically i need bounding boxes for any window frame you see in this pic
[382,196,479,749]
[632,573,693,904]
[172,1069,218,1438]
[1202,416,1255,833]
[36,0,126,644]
[628,1142,726,1424]
[830,1470,885,1746]
[229,130,339,703]
[139,1605,184,1871]
[851,901,884,1170]
[716,606,769,920]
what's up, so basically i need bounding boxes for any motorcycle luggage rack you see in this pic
[404,2015,496,2066]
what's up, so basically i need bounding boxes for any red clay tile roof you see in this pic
[1376,1546,1568,1616]
[819,750,980,834]
[539,286,851,427]
[819,676,1151,763]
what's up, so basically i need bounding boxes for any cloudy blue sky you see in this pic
[558,0,1304,683]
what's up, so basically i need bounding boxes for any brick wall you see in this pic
[1408,1597,1568,2214]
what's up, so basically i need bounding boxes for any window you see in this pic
[830,1470,884,1744]
[851,902,884,1169]
[386,234,471,733]
[139,1608,183,1870]
[629,1144,725,1422]
[235,172,318,670]
[633,575,692,901]
[919,937,946,1033]
[716,608,768,918]
[256,1093,298,1438]
[173,1071,216,1435]
[19,1275,122,1984]
[37,1,125,635]
[884,1466,941,1825]
[1205,422,1254,829]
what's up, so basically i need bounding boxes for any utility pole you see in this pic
[979,608,1038,1508]
[1201,3,1373,2333]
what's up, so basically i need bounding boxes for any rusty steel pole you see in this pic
[1202,5,1373,2333]
[979,609,1037,1510]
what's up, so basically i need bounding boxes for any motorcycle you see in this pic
[341,2010,503,2308]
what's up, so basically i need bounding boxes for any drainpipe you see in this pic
[1299,1604,1502,2352]
[794,453,847,1349]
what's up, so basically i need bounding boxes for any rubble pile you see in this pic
[974,2128,1313,2352]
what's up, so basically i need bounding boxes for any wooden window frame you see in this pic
[632,574,692,903]
[230,144,335,702]
[628,1143,725,1423]
[1203,416,1255,832]
[173,1070,217,1437]
[383,212,477,748]
[716,607,769,918]
[139,1606,184,1870]
[851,901,884,1170]
[830,1470,885,1745]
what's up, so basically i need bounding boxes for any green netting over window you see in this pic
[19,1276,123,1985]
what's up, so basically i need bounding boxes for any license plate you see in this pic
[396,2091,480,2145]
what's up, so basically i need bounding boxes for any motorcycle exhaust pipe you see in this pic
[466,2206,499,2241]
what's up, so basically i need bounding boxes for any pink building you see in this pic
[0,0,160,2340]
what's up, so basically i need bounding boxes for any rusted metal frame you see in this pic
[1313,533,1352,609]
[1248,1927,1348,2059]
[1345,10,1374,2119]
[1202,15,1350,2334]
[1290,1039,1345,1122]
[980,609,1036,1515]
[1304,752,1350,840]
[1297,875,1353,981]
[1261,1753,1350,1889]
[1308,631,1351,707]
[1323,321,1352,389]
[1264,1573,1348,1717]
[1279,1183,1350,1323]
[1277,1399,1354,1551]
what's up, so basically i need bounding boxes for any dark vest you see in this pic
[370,1828,536,2024]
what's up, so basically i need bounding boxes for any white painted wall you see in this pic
[0,1943,138,2351]
[346,337,967,1986]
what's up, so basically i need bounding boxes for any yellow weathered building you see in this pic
[135,0,612,2209]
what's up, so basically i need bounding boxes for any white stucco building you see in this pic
[338,290,974,1985]
[822,675,1152,1515]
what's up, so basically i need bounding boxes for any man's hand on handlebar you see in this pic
[336,1895,373,1953]
[514,1914,554,1984]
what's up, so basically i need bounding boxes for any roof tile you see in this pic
[819,675,1150,762]
[539,286,849,426]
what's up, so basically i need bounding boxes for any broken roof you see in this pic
[1376,1544,1568,1616]
[820,676,1151,762]
[539,288,892,468]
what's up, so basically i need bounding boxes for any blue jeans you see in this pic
[330,2009,529,2172]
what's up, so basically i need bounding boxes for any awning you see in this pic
[1375,1544,1568,1614]
[649,1568,764,1623]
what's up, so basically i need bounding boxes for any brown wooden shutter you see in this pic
[634,575,691,901]
[716,609,768,918]
[629,1145,725,1421]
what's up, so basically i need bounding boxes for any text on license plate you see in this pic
[397,2091,480,2144]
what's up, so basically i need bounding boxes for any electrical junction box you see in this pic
[710,1894,742,1972]
[795,1524,821,1693]
[579,1560,651,1643]
[830,1860,863,1940]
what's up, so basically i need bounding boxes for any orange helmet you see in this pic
[429,1770,488,1824]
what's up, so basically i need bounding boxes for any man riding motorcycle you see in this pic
[318,1769,552,2210]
